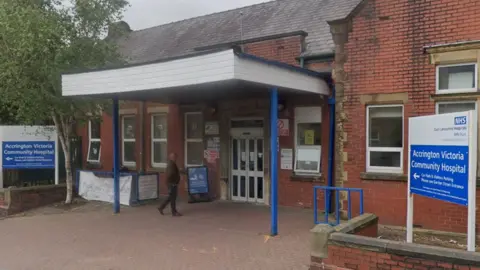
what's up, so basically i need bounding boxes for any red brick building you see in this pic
[71,0,480,235]
[330,0,480,233]
[71,0,361,208]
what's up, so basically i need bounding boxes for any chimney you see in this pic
[107,21,132,40]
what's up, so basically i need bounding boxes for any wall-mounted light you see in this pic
[207,103,217,115]
[278,99,286,112]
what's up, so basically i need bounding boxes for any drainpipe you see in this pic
[138,101,145,173]
[299,57,305,68]
[327,85,336,214]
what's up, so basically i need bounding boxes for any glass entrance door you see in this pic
[231,137,264,203]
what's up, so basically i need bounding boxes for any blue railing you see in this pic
[313,186,364,225]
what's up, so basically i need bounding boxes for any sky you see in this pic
[123,0,269,30]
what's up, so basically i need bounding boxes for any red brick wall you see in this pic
[243,35,304,66]
[313,245,480,270]
[342,0,480,232]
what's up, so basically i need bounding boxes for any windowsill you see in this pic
[150,166,167,173]
[431,91,480,100]
[360,172,407,182]
[290,173,324,183]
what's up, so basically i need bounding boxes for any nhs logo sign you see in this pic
[455,116,467,125]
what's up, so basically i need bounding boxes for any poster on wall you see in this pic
[205,122,219,135]
[280,148,293,170]
[277,119,289,136]
[304,130,315,145]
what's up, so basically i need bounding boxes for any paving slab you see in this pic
[0,201,314,270]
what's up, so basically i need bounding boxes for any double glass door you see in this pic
[231,137,264,203]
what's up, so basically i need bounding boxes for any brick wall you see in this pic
[338,0,480,232]
[311,219,480,270]
[4,185,67,215]
[314,245,480,270]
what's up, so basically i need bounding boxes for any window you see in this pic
[122,115,136,166]
[151,114,168,168]
[185,112,203,167]
[366,105,403,173]
[436,101,477,114]
[294,107,321,174]
[437,63,477,94]
[87,120,101,163]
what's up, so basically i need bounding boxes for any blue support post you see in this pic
[270,88,278,236]
[112,98,120,214]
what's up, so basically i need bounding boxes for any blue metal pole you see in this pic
[270,88,278,236]
[112,98,120,214]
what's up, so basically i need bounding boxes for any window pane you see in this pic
[123,141,136,163]
[295,148,320,172]
[88,141,101,161]
[152,115,167,139]
[368,107,402,147]
[257,139,263,172]
[370,151,401,167]
[439,65,476,90]
[297,123,321,146]
[186,141,203,165]
[90,121,101,139]
[153,141,167,164]
[123,117,136,139]
[257,177,263,199]
[186,113,202,139]
[438,103,476,114]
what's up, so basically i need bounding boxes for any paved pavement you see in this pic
[0,201,314,270]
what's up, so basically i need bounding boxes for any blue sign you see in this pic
[2,141,55,169]
[187,166,209,194]
[410,144,469,206]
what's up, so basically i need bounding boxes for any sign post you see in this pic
[407,111,477,251]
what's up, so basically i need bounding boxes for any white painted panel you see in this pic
[233,57,329,95]
[62,50,236,96]
[138,174,158,200]
[78,171,132,206]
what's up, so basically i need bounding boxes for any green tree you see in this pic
[0,0,129,203]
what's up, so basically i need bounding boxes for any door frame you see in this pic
[229,117,265,203]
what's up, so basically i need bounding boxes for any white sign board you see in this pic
[280,148,293,170]
[407,111,477,251]
[78,171,133,206]
[138,174,159,200]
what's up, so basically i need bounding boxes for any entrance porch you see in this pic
[62,49,331,235]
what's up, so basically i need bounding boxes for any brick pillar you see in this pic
[329,21,351,217]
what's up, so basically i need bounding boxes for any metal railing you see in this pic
[313,186,364,225]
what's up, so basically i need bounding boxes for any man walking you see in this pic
[158,153,182,216]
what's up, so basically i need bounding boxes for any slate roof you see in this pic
[116,0,362,64]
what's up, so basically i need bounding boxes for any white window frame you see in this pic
[366,104,404,174]
[436,63,478,94]
[185,112,203,167]
[435,100,477,114]
[122,115,136,167]
[151,113,168,168]
[86,120,101,163]
[294,106,322,175]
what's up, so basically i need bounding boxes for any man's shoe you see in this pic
[172,212,183,217]
[157,207,164,215]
